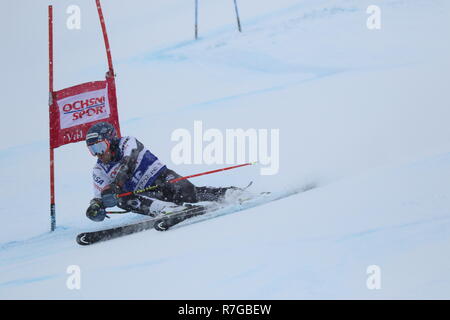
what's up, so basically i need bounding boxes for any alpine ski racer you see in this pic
[84,122,242,228]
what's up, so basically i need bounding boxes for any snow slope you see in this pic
[1,0,450,299]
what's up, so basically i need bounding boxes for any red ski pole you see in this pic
[116,162,257,198]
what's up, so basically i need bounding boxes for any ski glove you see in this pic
[101,184,121,208]
[86,199,107,222]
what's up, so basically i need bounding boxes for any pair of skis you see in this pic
[76,204,211,246]
[76,182,266,246]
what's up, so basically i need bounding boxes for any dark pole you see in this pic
[195,0,199,39]
[233,0,242,32]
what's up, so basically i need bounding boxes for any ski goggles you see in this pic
[87,139,110,156]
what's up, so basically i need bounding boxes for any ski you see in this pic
[76,204,212,245]
[76,219,156,245]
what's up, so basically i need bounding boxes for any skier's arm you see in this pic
[99,137,145,208]
[112,137,144,188]
[92,167,110,198]
[90,167,112,214]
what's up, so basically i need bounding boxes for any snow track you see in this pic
[1,0,450,298]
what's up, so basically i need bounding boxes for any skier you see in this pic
[85,121,240,224]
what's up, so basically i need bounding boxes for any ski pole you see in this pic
[116,162,257,199]
[105,210,129,214]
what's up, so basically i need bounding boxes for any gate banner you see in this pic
[49,77,120,149]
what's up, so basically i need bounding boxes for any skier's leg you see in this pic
[117,194,155,216]
[117,192,196,217]
[156,168,199,204]
[116,168,198,214]
[158,168,242,203]
[116,168,243,216]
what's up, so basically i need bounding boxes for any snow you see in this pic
[1,0,450,299]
